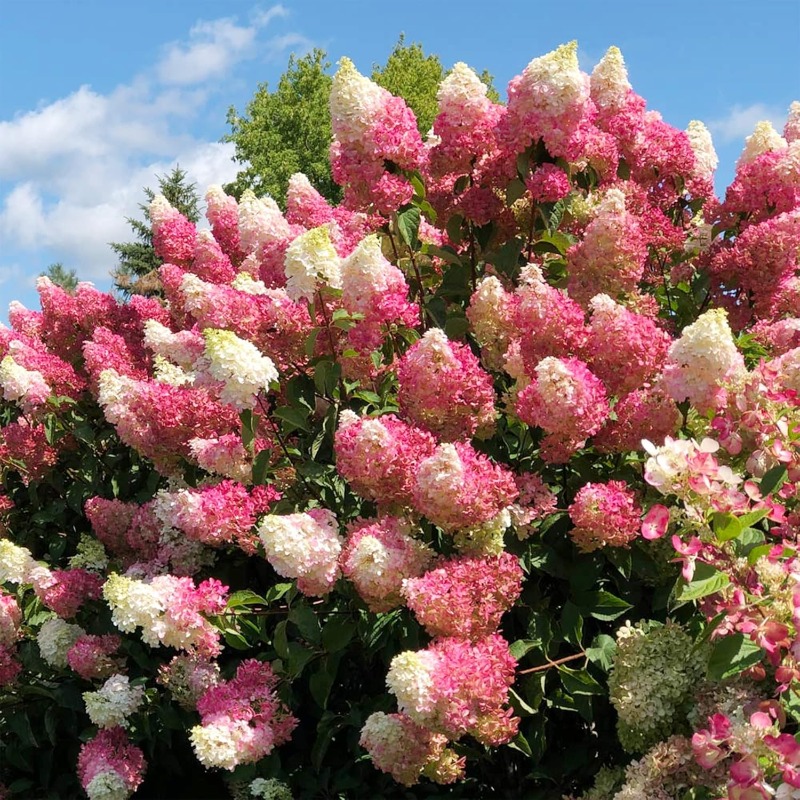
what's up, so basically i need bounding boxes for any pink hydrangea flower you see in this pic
[402,553,523,640]
[516,357,609,462]
[412,441,518,532]
[397,328,496,441]
[334,411,436,508]
[191,659,297,770]
[341,516,436,612]
[66,635,123,681]
[77,727,146,800]
[568,481,642,552]
[360,712,465,787]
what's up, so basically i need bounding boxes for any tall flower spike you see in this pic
[685,120,719,180]
[737,120,788,168]
[590,46,631,113]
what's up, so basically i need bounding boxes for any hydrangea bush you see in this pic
[0,41,799,799]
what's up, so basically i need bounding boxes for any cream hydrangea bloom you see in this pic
[237,189,291,255]
[83,674,144,728]
[0,540,38,584]
[737,120,788,167]
[0,355,50,410]
[37,617,84,668]
[686,120,719,179]
[663,308,745,410]
[437,62,492,122]
[283,225,342,301]
[386,650,438,722]
[590,45,631,112]
[330,57,386,143]
[200,329,278,410]
[517,41,588,118]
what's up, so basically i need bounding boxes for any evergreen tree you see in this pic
[110,166,200,298]
[40,262,78,293]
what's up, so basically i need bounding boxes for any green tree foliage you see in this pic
[39,262,78,293]
[224,49,337,206]
[224,37,498,206]
[110,166,200,298]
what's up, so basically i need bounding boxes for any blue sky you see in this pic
[1,0,798,317]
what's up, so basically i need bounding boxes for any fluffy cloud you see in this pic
[0,5,301,285]
[708,102,787,143]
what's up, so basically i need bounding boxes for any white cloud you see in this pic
[156,6,289,86]
[0,5,304,285]
[708,102,787,143]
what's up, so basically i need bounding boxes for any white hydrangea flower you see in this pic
[237,189,291,256]
[340,234,395,314]
[231,272,269,295]
[609,621,705,753]
[142,319,202,369]
[199,329,278,410]
[190,720,246,770]
[590,45,631,112]
[85,771,129,800]
[103,574,165,647]
[686,120,718,179]
[0,540,38,584]
[249,778,293,800]
[436,62,492,123]
[386,650,439,723]
[785,100,800,143]
[737,120,788,167]
[152,355,195,387]
[516,41,588,118]
[37,617,84,668]
[83,674,144,728]
[283,225,342,301]
[0,355,50,410]
[148,194,174,230]
[663,308,745,409]
[330,57,386,143]
[257,510,343,596]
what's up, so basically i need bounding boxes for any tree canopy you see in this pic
[224,37,498,206]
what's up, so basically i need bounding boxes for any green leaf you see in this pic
[321,617,356,653]
[510,639,540,660]
[227,590,267,609]
[289,603,321,643]
[506,178,527,205]
[573,590,632,621]
[409,171,426,200]
[747,543,774,565]
[397,206,421,248]
[507,731,533,757]
[273,620,290,660]
[445,214,463,244]
[707,634,763,680]
[558,665,604,696]
[585,634,616,672]
[444,315,470,339]
[760,464,788,497]
[560,601,583,646]
[310,659,337,709]
[240,409,255,451]
[252,449,271,486]
[223,627,252,650]
[675,562,730,603]
[274,405,310,433]
[711,512,742,542]
[423,244,462,267]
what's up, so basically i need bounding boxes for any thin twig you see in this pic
[518,651,585,675]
